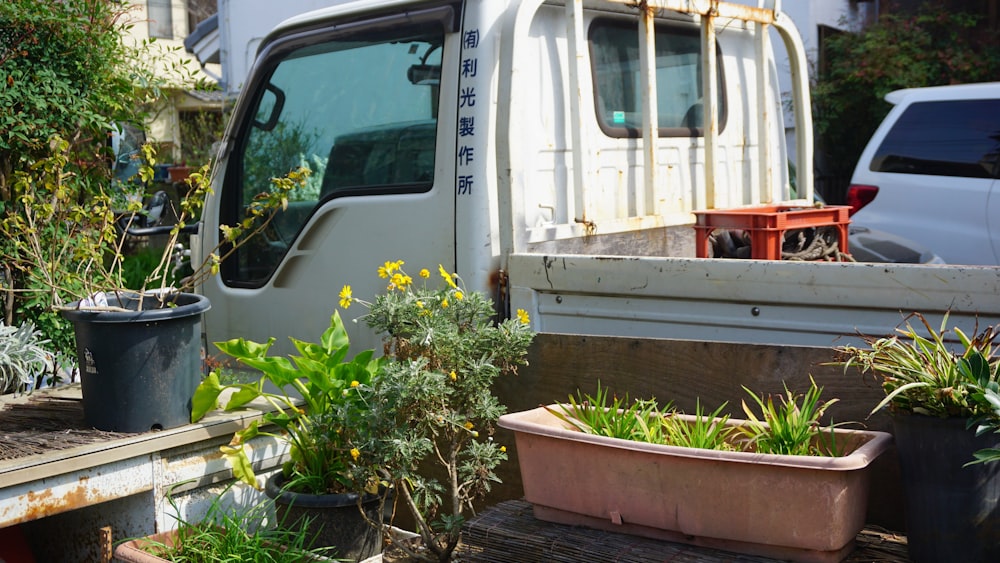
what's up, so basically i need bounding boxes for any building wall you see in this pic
[123,1,222,163]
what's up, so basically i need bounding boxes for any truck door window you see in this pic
[224,22,444,286]
[590,19,726,137]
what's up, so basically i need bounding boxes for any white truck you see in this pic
[4,3,998,558]
[196,0,999,355]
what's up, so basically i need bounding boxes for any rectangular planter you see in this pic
[113,529,348,562]
[498,405,892,563]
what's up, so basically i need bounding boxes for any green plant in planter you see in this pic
[120,486,332,562]
[739,377,843,456]
[0,321,56,394]
[0,137,309,312]
[340,261,535,563]
[191,311,384,495]
[834,312,1000,463]
[546,383,673,443]
[550,378,844,456]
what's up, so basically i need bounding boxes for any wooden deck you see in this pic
[459,500,910,562]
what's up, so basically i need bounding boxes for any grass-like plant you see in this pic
[552,379,843,457]
[834,312,1000,464]
[132,486,330,562]
[739,378,841,456]
[660,400,737,451]
[547,383,670,443]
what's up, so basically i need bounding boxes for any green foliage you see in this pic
[660,401,737,451]
[552,381,843,457]
[739,378,842,456]
[343,261,535,562]
[0,0,135,186]
[834,312,1000,464]
[191,311,384,495]
[136,485,331,562]
[547,383,673,443]
[0,0,206,350]
[812,4,1000,199]
[0,321,55,394]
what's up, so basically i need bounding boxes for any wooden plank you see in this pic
[459,500,909,563]
[0,385,275,489]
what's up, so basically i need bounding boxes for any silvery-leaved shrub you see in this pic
[340,261,535,562]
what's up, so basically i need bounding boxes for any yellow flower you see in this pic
[392,273,413,290]
[350,448,360,461]
[455,291,464,301]
[379,259,404,279]
[419,268,430,279]
[500,446,507,453]
[464,421,474,430]
[339,285,352,309]
[449,370,457,381]
[441,298,449,308]
[416,300,424,308]
[438,264,458,289]
[516,308,530,324]
[350,380,360,388]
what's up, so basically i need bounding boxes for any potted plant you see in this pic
[0,137,309,432]
[834,313,1000,563]
[498,380,892,563]
[189,311,387,562]
[338,261,535,562]
[114,485,335,562]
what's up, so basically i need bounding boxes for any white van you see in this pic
[847,82,1000,265]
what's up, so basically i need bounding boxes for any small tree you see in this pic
[341,262,535,562]
[812,3,1000,202]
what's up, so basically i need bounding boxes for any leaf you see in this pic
[191,371,223,422]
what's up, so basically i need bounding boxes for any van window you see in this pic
[589,19,726,137]
[870,99,1000,179]
[223,22,443,286]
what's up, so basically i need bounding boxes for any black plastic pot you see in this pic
[892,413,1000,563]
[61,292,210,433]
[266,472,385,562]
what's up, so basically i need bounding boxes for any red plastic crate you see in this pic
[692,204,851,260]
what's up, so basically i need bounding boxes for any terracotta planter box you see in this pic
[498,405,893,563]
[113,529,355,562]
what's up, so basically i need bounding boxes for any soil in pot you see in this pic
[892,413,1000,563]
[266,472,385,562]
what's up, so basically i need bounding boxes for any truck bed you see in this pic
[508,250,1000,347]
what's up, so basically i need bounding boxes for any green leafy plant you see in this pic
[550,380,843,457]
[0,321,56,394]
[190,311,384,496]
[131,485,331,562]
[834,312,1000,464]
[0,137,309,315]
[341,260,535,562]
[739,378,842,456]
[660,400,736,451]
[546,383,670,443]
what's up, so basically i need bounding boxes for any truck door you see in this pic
[202,5,461,353]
